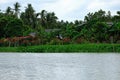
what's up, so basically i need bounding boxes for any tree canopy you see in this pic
[0,2,120,46]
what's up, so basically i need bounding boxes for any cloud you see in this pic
[0,0,18,4]
[0,0,120,21]
[85,0,120,17]
[0,0,9,4]
[41,0,84,20]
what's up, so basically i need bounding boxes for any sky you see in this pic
[0,0,120,22]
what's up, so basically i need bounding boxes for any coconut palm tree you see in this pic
[47,12,58,28]
[14,2,21,18]
[5,6,13,15]
[24,4,35,28]
[117,11,120,16]
[20,4,40,29]
[40,10,47,27]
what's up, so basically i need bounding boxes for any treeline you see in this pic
[0,2,59,38]
[0,2,120,46]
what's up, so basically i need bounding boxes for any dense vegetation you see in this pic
[0,2,120,47]
[0,44,120,52]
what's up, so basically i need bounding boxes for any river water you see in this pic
[0,53,120,80]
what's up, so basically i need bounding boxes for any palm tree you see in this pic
[40,10,58,28]
[24,4,35,28]
[5,7,13,15]
[51,12,58,21]
[14,2,21,18]
[107,11,112,21]
[40,10,47,27]
[25,4,35,18]
[20,4,40,29]
[33,13,40,29]
[117,11,120,16]
[20,12,27,24]
[46,12,58,28]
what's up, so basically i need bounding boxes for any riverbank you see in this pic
[0,44,120,53]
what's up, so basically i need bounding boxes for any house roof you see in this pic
[45,29,61,32]
[29,32,37,37]
[106,22,113,26]
[76,22,86,27]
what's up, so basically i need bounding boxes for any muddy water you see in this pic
[0,53,120,80]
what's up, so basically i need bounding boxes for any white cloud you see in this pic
[0,0,8,4]
[0,0,120,21]
[41,0,84,20]
[87,0,120,12]
[0,0,17,4]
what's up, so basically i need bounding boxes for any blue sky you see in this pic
[0,0,120,21]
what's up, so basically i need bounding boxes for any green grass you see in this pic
[0,44,120,53]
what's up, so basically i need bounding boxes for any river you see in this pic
[0,53,120,80]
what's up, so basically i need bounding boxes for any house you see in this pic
[29,32,37,38]
[45,29,63,40]
[75,22,86,31]
[45,29,61,33]
[106,22,114,27]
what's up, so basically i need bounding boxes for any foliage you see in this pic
[1,2,120,47]
[0,17,9,38]
[0,44,120,52]
[14,2,21,18]
[92,22,109,42]
[5,18,24,37]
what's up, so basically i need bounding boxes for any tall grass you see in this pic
[0,44,120,53]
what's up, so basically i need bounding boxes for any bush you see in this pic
[48,38,63,45]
